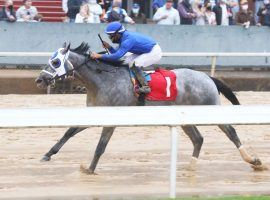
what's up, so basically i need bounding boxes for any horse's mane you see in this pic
[71,42,90,55]
[70,42,127,67]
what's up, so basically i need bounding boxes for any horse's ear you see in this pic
[63,42,67,48]
[62,42,71,54]
[67,43,71,51]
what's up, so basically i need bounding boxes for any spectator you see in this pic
[88,0,103,23]
[193,0,206,25]
[205,2,217,25]
[153,0,180,25]
[254,0,265,23]
[257,0,270,26]
[178,0,196,24]
[16,0,41,22]
[235,0,255,27]
[213,0,230,25]
[67,0,84,22]
[75,3,94,23]
[104,0,134,23]
[98,0,112,20]
[130,3,147,24]
[153,0,166,13]
[227,0,239,24]
[62,0,68,13]
[99,0,112,11]
[0,0,16,22]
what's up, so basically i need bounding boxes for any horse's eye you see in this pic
[51,59,61,68]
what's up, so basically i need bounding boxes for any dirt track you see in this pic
[0,92,269,199]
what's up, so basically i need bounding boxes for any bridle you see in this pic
[84,56,119,73]
[63,51,120,75]
[42,48,120,87]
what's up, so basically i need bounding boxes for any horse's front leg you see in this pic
[218,125,266,170]
[41,127,86,161]
[81,127,115,174]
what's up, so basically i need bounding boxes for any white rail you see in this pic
[1,105,270,198]
[1,105,270,128]
[0,52,51,57]
[162,52,270,57]
[1,52,270,57]
[1,52,269,76]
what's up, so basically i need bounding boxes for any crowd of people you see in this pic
[0,0,42,22]
[65,0,140,24]
[152,0,270,26]
[0,0,270,26]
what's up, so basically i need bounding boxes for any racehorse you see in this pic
[35,42,263,174]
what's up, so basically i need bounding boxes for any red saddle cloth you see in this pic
[146,68,177,101]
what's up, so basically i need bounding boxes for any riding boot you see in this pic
[131,64,151,94]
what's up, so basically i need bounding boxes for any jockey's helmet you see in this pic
[105,22,126,35]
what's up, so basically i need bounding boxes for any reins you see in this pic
[72,55,119,74]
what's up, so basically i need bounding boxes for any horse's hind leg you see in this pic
[85,127,115,174]
[218,125,262,167]
[41,127,86,161]
[182,125,204,164]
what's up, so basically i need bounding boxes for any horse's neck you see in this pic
[75,65,103,88]
[75,64,132,106]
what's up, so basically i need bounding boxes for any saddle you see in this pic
[130,68,178,104]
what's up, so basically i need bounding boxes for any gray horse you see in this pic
[35,42,263,174]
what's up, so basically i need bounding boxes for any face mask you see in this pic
[48,49,70,77]
[132,8,139,14]
[89,0,96,4]
[264,0,270,4]
[8,5,13,10]
[242,5,248,10]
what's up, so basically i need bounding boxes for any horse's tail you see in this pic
[210,77,240,105]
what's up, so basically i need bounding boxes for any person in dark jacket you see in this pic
[213,0,230,25]
[178,0,196,24]
[130,3,147,24]
[257,0,270,26]
[0,0,16,22]
[99,0,112,11]
[67,0,84,22]
[235,0,255,27]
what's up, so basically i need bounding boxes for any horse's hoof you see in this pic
[80,165,98,175]
[40,155,51,162]
[251,158,262,166]
[250,158,268,171]
[188,157,198,171]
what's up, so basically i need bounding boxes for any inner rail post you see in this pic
[170,126,178,198]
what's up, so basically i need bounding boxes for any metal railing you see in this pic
[1,52,270,76]
[1,105,270,198]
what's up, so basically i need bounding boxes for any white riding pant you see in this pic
[124,44,162,68]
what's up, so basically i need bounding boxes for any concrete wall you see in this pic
[0,22,270,67]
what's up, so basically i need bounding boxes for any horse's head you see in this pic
[35,43,74,89]
[36,42,124,89]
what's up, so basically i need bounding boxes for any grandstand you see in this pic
[0,0,65,22]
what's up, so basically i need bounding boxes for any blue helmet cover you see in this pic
[105,22,126,34]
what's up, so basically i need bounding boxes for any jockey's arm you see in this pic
[108,46,116,53]
[101,38,134,61]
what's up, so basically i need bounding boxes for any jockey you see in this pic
[90,22,162,94]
